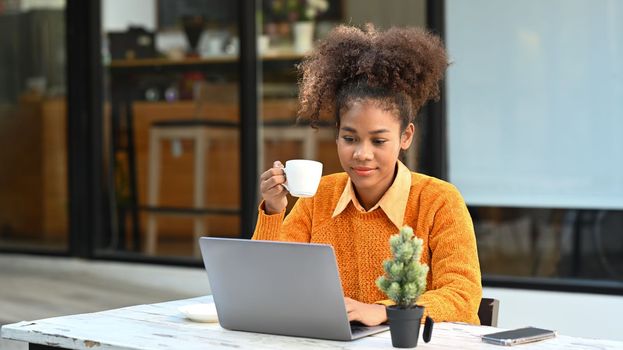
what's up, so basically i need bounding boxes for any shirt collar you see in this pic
[332,161,412,229]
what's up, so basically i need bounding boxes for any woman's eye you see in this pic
[373,139,387,145]
[342,136,355,143]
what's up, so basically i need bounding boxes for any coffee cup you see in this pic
[282,160,323,197]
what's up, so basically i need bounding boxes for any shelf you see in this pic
[108,51,306,68]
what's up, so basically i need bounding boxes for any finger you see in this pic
[344,298,354,312]
[272,167,287,177]
[262,168,286,181]
[260,167,285,181]
[265,185,285,197]
[260,161,284,181]
[261,181,285,196]
[261,175,286,189]
[260,168,275,182]
[346,308,360,323]
[266,175,287,190]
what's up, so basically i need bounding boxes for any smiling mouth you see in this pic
[352,167,376,176]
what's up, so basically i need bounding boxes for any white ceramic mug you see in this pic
[282,160,323,197]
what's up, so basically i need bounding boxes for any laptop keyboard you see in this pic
[350,324,368,335]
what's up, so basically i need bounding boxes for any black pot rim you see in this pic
[386,304,424,310]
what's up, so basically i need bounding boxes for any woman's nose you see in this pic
[353,142,373,160]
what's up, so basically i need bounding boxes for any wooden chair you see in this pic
[478,297,500,327]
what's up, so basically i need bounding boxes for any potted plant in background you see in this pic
[376,226,434,348]
[286,0,329,53]
[263,0,329,52]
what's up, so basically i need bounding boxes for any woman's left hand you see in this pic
[344,297,387,326]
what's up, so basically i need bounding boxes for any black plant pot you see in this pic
[386,305,433,348]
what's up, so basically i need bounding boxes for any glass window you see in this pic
[96,0,430,260]
[0,1,68,252]
[446,0,623,283]
[100,0,241,258]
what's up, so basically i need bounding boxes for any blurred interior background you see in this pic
[0,0,621,345]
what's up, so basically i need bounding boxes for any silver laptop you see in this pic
[199,237,389,341]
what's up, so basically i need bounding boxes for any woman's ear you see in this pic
[400,123,415,150]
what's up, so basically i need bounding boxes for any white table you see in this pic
[2,296,622,350]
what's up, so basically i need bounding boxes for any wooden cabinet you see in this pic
[130,99,295,240]
[0,95,67,241]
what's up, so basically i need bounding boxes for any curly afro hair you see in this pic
[297,24,448,130]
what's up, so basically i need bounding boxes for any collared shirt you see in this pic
[331,161,412,229]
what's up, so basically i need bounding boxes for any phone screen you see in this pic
[482,327,557,346]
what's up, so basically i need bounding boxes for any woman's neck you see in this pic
[353,163,399,210]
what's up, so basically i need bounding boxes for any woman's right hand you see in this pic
[259,161,288,214]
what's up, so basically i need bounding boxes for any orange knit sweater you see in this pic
[252,171,482,324]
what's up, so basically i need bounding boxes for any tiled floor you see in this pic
[0,254,210,349]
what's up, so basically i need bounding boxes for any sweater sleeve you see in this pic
[251,198,313,242]
[417,184,482,325]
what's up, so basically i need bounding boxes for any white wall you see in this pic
[446,0,623,209]
[484,287,623,341]
[102,0,156,32]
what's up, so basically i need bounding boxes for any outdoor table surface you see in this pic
[3,295,623,349]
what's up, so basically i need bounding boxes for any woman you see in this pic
[253,24,481,326]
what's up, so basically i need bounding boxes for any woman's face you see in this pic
[337,100,414,205]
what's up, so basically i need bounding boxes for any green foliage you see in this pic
[376,226,429,308]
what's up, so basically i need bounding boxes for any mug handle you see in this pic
[422,316,434,343]
[281,167,290,192]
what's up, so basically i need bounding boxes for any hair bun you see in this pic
[297,24,448,122]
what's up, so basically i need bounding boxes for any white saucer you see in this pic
[178,303,219,323]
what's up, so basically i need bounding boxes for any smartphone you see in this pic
[481,327,557,346]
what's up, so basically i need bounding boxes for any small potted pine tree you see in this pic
[376,226,434,348]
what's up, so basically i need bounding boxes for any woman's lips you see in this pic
[352,167,376,177]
